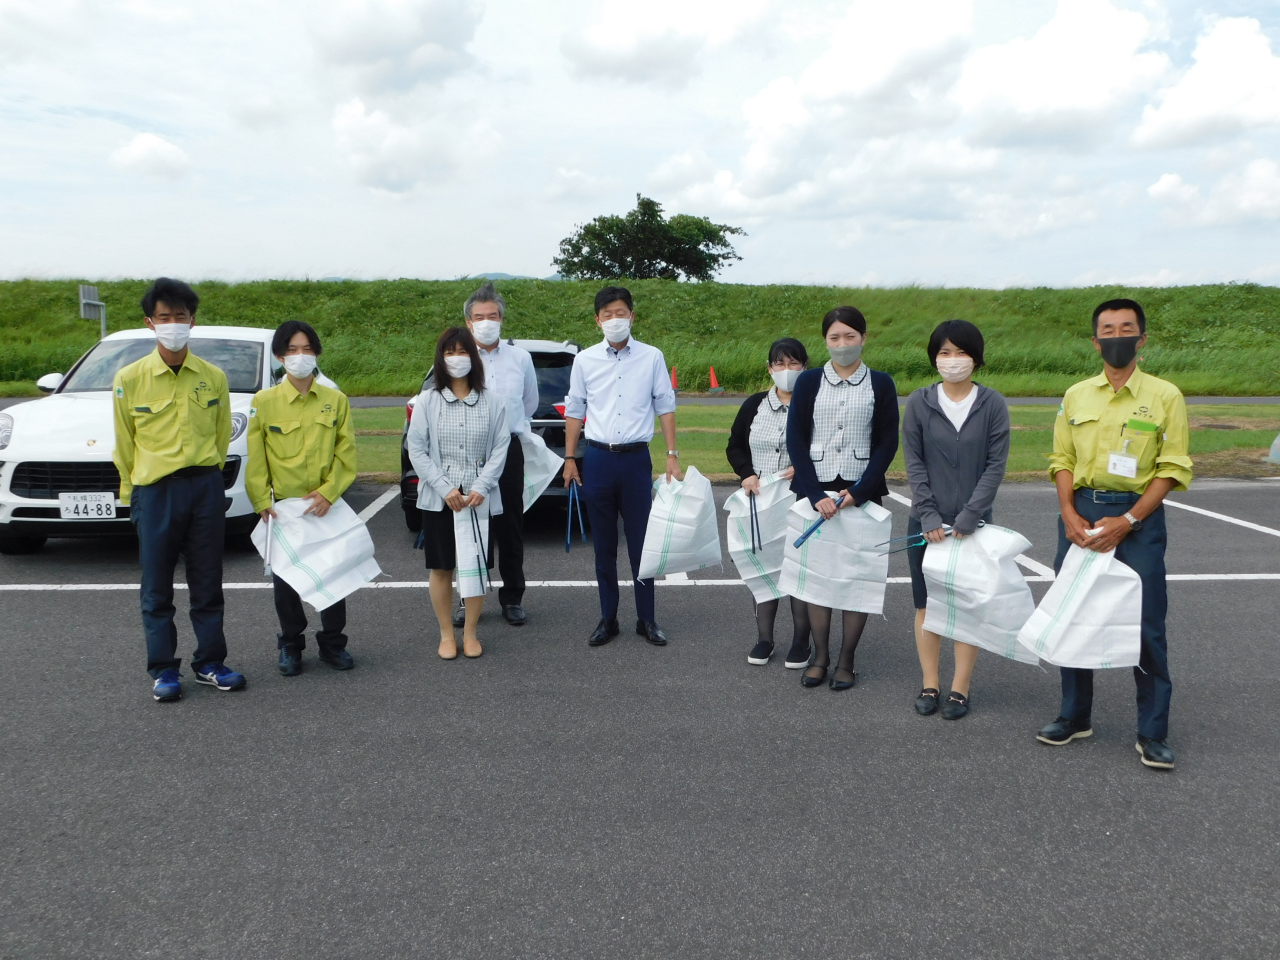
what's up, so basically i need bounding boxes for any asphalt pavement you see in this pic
[2,479,1278,959]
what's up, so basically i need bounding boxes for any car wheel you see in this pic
[0,535,47,555]
[403,504,422,532]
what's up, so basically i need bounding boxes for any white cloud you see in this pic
[954,0,1168,144]
[1133,18,1280,149]
[1148,159,1280,224]
[544,166,615,200]
[561,0,770,89]
[110,133,191,180]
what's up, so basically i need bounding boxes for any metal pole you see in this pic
[100,304,106,341]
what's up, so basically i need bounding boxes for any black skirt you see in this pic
[420,507,495,572]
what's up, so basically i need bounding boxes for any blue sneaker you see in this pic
[195,663,246,691]
[152,669,182,702]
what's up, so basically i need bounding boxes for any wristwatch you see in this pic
[1123,511,1142,531]
[667,450,680,458]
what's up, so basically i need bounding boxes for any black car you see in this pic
[399,339,580,531]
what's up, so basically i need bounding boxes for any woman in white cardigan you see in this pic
[406,327,509,660]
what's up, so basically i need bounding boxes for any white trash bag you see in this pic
[454,504,491,599]
[519,431,565,512]
[922,524,1039,664]
[252,497,382,611]
[723,473,795,603]
[779,498,892,614]
[638,465,722,580]
[1016,544,1143,669]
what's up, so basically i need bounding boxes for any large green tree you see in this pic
[552,195,744,282]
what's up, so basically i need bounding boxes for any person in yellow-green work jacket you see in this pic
[113,277,245,703]
[1036,298,1193,772]
[245,320,357,676]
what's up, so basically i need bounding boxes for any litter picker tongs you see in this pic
[792,494,846,548]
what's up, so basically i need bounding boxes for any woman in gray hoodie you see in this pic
[902,320,1010,720]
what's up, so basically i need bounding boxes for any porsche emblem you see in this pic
[86,439,97,446]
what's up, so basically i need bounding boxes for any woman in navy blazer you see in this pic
[785,306,899,690]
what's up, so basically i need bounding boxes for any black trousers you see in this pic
[490,435,526,606]
[273,575,347,652]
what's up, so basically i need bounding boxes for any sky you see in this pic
[1,0,1279,287]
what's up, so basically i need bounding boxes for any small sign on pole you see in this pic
[78,285,107,340]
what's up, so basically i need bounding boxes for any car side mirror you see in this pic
[36,372,63,393]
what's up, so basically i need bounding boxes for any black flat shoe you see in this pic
[588,618,620,646]
[914,687,940,715]
[636,620,668,646]
[801,665,828,688]
[829,669,857,691]
[502,604,526,626]
[941,690,969,720]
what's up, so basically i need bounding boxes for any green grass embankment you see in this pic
[2,279,1278,397]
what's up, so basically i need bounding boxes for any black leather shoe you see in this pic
[637,620,668,646]
[941,690,969,719]
[915,687,940,715]
[1136,735,1175,770]
[1036,716,1093,745]
[801,665,827,688]
[451,603,466,628]
[319,649,354,671]
[502,604,527,626]
[588,618,620,646]
[829,669,857,692]
[278,647,302,677]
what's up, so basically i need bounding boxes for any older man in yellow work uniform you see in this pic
[245,320,357,676]
[1037,298,1193,771]
[113,277,245,703]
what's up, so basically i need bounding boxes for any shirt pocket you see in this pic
[313,414,338,465]
[187,391,221,440]
[1122,422,1159,472]
[1065,411,1102,460]
[130,396,175,445]
[265,420,304,461]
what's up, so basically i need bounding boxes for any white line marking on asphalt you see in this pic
[6,574,1276,592]
[357,488,400,522]
[885,488,1056,579]
[1164,499,1280,538]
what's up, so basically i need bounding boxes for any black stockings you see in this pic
[755,596,811,648]
[805,605,868,684]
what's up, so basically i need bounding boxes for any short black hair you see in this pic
[821,306,866,336]
[272,320,322,358]
[768,337,808,367]
[927,319,985,370]
[1092,298,1146,335]
[433,326,486,394]
[140,277,199,318]
[594,286,633,314]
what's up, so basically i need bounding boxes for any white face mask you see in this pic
[471,319,502,345]
[771,368,802,393]
[153,321,191,352]
[282,353,317,379]
[935,356,974,383]
[443,355,472,379]
[600,317,631,343]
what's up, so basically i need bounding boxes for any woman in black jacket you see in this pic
[902,319,1010,720]
[726,338,812,669]
[785,307,899,691]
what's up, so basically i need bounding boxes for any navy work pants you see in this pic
[490,435,526,607]
[1054,490,1172,740]
[582,445,655,623]
[273,575,347,653]
[131,468,228,678]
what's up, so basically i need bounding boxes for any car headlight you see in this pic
[0,413,12,451]
[230,412,248,442]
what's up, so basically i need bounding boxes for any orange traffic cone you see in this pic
[708,366,724,395]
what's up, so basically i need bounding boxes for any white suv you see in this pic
[0,325,335,554]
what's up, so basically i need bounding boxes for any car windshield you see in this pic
[532,352,574,418]
[59,338,264,393]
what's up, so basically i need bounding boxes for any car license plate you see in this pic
[59,492,116,519]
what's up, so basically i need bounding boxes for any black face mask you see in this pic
[1097,335,1142,368]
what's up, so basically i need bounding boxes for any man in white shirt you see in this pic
[459,282,539,626]
[562,286,681,647]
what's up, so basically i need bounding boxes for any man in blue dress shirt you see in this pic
[562,286,681,647]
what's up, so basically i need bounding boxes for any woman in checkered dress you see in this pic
[405,327,511,661]
[785,307,900,691]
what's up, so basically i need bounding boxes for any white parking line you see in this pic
[1164,499,1280,538]
[357,488,400,522]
